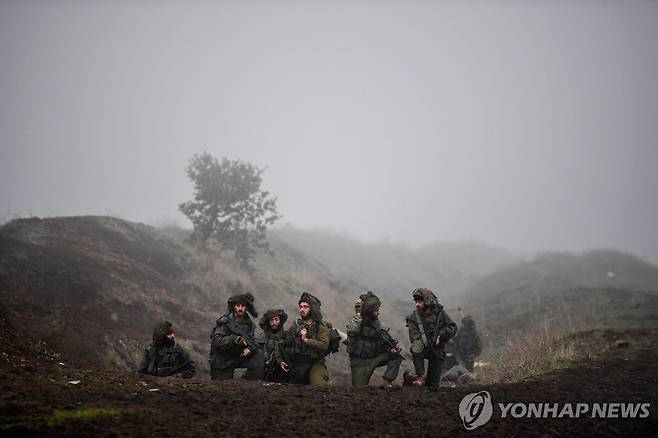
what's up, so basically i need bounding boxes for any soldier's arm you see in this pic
[305,323,330,353]
[346,313,363,335]
[438,311,458,340]
[210,323,238,352]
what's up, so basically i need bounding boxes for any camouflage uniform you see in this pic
[209,293,265,380]
[258,308,289,383]
[347,291,402,386]
[405,288,457,388]
[277,292,330,386]
[138,321,195,378]
[455,315,483,372]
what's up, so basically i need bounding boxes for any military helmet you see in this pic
[152,321,174,343]
[227,292,258,317]
[259,308,288,331]
[412,287,438,306]
[359,291,381,317]
[298,291,323,322]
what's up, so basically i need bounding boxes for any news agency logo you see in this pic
[458,392,652,431]
[459,391,493,430]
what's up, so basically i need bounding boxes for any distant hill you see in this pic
[269,225,516,304]
[461,250,658,346]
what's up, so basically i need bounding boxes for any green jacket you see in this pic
[346,314,391,359]
[277,319,330,366]
[209,313,256,370]
[258,329,285,361]
[405,304,457,358]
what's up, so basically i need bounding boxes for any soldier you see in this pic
[405,288,457,388]
[276,292,330,386]
[259,308,290,383]
[454,308,483,373]
[347,291,402,388]
[138,321,195,378]
[209,292,265,380]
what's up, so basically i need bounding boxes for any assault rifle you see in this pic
[156,361,193,377]
[376,327,409,360]
[264,328,298,381]
[225,317,260,353]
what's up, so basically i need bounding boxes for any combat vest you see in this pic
[147,345,185,376]
[290,319,325,363]
[347,319,387,359]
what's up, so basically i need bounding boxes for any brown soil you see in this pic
[1,318,656,437]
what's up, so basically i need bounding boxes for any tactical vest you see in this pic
[149,345,183,375]
[263,331,283,358]
[290,319,323,362]
[347,320,386,358]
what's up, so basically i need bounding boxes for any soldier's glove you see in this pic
[234,336,245,345]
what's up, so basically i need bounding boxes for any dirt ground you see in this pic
[1,318,657,437]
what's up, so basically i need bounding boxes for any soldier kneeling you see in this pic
[347,291,402,388]
[138,321,195,378]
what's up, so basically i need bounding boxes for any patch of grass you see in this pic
[46,407,120,427]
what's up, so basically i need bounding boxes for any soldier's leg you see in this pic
[210,367,235,380]
[350,357,374,386]
[411,353,426,376]
[426,357,444,388]
[308,362,329,386]
[381,354,402,383]
[243,350,265,380]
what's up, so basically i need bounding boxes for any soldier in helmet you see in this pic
[347,291,403,388]
[138,321,195,378]
[209,293,265,380]
[405,288,457,388]
[454,308,483,373]
[259,308,290,383]
[276,292,330,386]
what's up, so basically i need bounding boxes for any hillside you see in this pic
[2,216,657,383]
[2,313,657,436]
[462,251,658,346]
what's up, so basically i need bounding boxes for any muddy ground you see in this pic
[1,319,657,437]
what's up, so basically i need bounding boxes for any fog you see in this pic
[1,0,657,262]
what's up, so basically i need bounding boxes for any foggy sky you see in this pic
[1,1,657,263]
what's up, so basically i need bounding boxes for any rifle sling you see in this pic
[415,310,429,347]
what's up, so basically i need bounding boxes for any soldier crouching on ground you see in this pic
[347,291,403,388]
[258,308,290,383]
[138,321,195,378]
[209,292,265,380]
[405,288,457,388]
[276,292,330,386]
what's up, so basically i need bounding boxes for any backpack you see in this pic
[292,319,341,356]
[323,321,342,355]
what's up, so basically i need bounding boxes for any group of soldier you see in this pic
[138,287,482,389]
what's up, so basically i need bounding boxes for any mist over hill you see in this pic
[2,215,657,383]
[462,250,658,346]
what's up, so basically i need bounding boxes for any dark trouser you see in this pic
[265,364,290,383]
[350,352,402,386]
[210,350,265,381]
[412,350,444,388]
